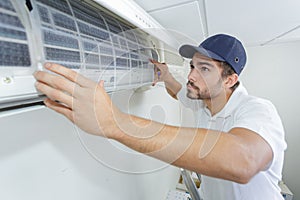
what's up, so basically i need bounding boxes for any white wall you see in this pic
[0,84,182,200]
[240,41,300,199]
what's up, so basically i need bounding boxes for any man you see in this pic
[34,34,287,200]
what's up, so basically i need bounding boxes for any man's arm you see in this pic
[34,63,273,184]
[151,60,182,99]
[116,114,272,184]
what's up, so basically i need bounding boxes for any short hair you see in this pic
[220,61,240,90]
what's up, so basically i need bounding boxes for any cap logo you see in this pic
[234,57,239,63]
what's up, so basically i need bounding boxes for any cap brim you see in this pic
[179,44,225,62]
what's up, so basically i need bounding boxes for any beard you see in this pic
[186,81,207,99]
[186,81,203,99]
[186,79,223,100]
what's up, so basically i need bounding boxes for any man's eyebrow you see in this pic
[192,61,215,68]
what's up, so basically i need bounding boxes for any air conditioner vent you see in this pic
[0,0,163,108]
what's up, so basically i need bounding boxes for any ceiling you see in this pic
[133,0,300,47]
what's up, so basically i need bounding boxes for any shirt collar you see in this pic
[204,82,248,119]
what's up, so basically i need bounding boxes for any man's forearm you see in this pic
[114,114,202,167]
[114,114,260,184]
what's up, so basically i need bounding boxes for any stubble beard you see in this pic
[186,78,223,100]
[186,81,209,100]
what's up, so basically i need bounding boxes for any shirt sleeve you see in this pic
[232,97,287,169]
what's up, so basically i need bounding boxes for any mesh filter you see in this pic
[0,41,31,66]
[0,0,31,67]
[0,0,155,88]
[0,0,158,107]
[0,0,15,11]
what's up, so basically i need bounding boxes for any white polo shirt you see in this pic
[177,83,287,200]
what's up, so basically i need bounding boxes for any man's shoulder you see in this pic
[234,83,275,110]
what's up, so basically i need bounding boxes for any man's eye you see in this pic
[190,64,195,69]
[201,67,209,71]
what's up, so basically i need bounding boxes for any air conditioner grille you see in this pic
[36,0,72,15]
[0,41,31,67]
[0,0,158,107]
[0,1,31,68]
[0,0,15,12]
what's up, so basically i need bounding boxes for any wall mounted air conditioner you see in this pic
[0,0,179,109]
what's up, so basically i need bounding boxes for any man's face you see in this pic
[186,52,224,100]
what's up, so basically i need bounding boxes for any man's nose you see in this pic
[188,69,198,82]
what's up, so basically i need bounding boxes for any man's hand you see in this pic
[150,59,182,99]
[150,59,172,86]
[34,63,126,139]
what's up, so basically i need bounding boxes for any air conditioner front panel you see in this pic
[0,0,161,108]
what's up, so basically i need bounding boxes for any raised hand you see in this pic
[34,63,125,139]
[150,59,182,98]
[150,59,172,86]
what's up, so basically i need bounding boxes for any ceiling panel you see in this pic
[133,0,194,12]
[272,27,300,44]
[133,0,300,47]
[205,0,300,46]
[145,1,205,46]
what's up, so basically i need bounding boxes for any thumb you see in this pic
[152,82,156,87]
[152,79,159,86]
[98,80,105,88]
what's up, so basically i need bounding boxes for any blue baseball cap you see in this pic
[179,34,247,75]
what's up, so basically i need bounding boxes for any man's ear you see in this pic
[225,74,239,88]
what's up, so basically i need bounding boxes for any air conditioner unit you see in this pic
[0,0,179,109]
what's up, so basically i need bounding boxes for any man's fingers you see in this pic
[35,81,74,109]
[152,79,159,86]
[44,98,74,123]
[150,59,165,67]
[44,63,94,88]
[150,59,166,65]
[98,80,105,87]
[34,70,75,95]
[149,59,158,64]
